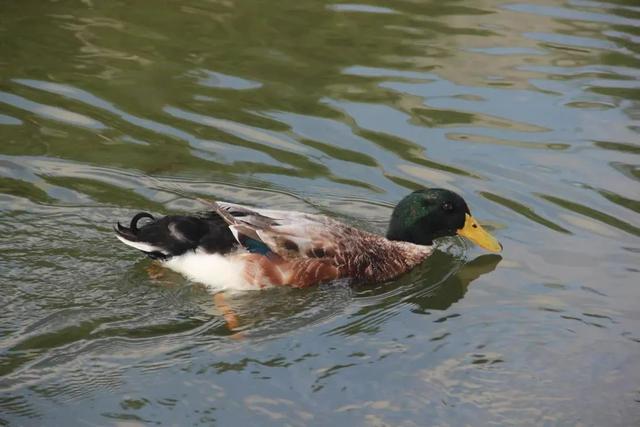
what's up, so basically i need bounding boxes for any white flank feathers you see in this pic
[163,250,258,291]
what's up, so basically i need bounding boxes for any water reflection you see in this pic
[330,252,502,336]
[411,253,502,312]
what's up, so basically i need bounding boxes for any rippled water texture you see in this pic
[1,0,640,425]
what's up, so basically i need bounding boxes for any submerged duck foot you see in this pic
[214,292,240,331]
[145,262,166,280]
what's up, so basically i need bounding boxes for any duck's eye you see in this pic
[442,202,454,212]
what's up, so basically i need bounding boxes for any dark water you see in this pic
[1,0,640,425]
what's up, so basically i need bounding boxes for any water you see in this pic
[1,0,639,425]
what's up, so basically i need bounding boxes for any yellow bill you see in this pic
[457,214,502,253]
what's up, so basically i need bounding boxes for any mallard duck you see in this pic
[115,188,501,290]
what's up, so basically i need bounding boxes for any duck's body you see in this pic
[115,189,501,290]
[116,203,432,290]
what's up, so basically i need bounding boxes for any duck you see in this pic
[115,188,502,290]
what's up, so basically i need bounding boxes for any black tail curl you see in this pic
[116,212,155,236]
[115,210,238,260]
[129,212,155,233]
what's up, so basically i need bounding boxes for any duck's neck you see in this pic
[386,218,436,245]
[387,226,434,245]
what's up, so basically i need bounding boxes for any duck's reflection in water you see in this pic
[409,253,502,313]
[208,252,502,336]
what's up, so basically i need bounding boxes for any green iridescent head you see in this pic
[386,189,502,252]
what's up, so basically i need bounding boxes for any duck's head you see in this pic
[387,188,502,252]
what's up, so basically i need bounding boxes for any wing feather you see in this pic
[199,199,357,260]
